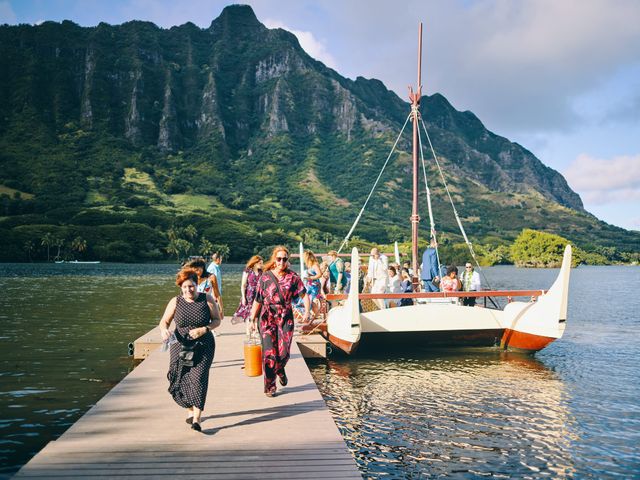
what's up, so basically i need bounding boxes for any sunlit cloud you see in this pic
[263,18,337,70]
[564,153,640,204]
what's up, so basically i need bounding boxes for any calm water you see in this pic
[1,263,639,478]
[309,265,640,478]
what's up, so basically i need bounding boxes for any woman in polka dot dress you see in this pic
[159,268,221,431]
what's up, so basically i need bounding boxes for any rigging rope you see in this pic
[418,116,494,292]
[337,112,412,254]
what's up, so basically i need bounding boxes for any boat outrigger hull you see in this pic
[325,245,571,355]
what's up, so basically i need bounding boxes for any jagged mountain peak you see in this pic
[209,4,264,33]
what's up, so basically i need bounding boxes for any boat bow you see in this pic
[326,247,362,354]
[500,245,572,352]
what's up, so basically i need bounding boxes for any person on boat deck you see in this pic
[460,262,481,307]
[319,257,331,296]
[387,265,403,307]
[366,247,389,309]
[328,250,348,294]
[420,239,440,292]
[344,261,352,294]
[294,250,322,321]
[249,246,311,397]
[206,252,223,294]
[232,255,263,335]
[400,268,414,306]
[183,258,224,334]
[159,268,221,432]
[440,265,462,293]
[402,260,414,277]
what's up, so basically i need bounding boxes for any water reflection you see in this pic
[310,352,575,478]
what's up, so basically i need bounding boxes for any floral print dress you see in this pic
[294,267,320,314]
[234,268,261,320]
[254,269,305,393]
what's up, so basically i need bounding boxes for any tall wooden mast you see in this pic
[409,23,423,290]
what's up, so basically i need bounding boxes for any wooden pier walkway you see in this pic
[15,320,361,479]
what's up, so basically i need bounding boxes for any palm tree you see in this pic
[184,224,197,240]
[200,238,214,258]
[41,233,53,262]
[23,240,34,262]
[53,238,64,261]
[71,237,87,259]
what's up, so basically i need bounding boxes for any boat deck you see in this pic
[15,319,360,479]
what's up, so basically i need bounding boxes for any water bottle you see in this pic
[161,332,177,352]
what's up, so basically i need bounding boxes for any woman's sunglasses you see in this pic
[276,256,288,262]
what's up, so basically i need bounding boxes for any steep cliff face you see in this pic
[0,5,583,213]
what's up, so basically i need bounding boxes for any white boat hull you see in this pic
[326,245,572,354]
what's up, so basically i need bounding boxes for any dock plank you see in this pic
[15,319,360,479]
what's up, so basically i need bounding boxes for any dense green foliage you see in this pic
[0,6,638,264]
[509,229,612,267]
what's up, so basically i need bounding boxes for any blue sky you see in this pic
[2,0,639,232]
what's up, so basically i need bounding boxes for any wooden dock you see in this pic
[15,319,360,479]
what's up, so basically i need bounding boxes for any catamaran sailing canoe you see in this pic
[311,23,572,355]
[324,245,570,355]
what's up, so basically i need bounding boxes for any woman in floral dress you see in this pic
[233,255,263,334]
[249,246,310,397]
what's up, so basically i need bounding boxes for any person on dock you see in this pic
[440,265,462,293]
[420,239,440,292]
[249,246,311,398]
[159,268,221,432]
[232,255,263,335]
[294,250,322,321]
[184,258,224,334]
[327,250,347,294]
[207,252,223,294]
[460,262,481,306]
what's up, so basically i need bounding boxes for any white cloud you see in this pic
[0,0,17,24]
[564,153,640,204]
[322,0,640,137]
[263,18,337,69]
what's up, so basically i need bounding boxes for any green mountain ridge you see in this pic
[0,4,638,262]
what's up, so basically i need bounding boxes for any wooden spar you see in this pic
[409,23,423,291]
[326,289,547,300]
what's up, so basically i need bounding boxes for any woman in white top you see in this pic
[387,265,403,307]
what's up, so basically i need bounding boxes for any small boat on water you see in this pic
[54,260,101,264]
[313,24,571,355]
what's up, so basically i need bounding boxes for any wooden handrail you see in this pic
[325,289,546,301]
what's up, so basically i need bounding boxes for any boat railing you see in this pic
[326,290,546,308]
